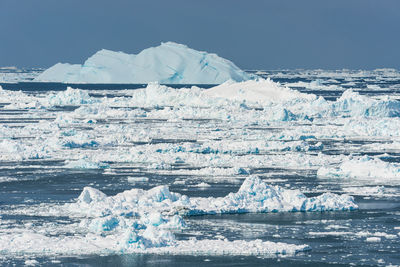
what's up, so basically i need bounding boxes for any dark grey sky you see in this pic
[1,0,399,69]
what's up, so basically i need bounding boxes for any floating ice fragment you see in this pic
[193,182,211,188]
[127,177,150,183]
[187,176,357,215]
[151,238,311,256]
[356,231,398,240]
[366,237,381,243]
[65,159,108,169]
[0,228,310,257]
[71,176,357,218]
[24,259,39,266]
[62,140,99,149]
[318,155,400,180]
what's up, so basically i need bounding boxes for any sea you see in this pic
[0,68,400,266]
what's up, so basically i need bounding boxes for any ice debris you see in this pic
[64,158,109,169]
[35,42,255,84]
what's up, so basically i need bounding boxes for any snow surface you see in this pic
[34,42,255,84]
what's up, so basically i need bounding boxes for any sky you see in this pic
[0,0,399,70]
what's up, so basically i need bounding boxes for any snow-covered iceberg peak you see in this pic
[35,42,255,84]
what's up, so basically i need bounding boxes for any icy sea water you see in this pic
[1,69,400,266]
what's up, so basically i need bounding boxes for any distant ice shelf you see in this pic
[34,42,255,84]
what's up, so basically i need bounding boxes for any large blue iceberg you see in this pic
[35,42,255,84]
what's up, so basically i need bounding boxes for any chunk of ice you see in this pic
[318,155,400,181]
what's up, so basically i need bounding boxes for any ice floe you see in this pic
[69,176,357,218]
[318,156,400,181]
[0,229,310,257]
[64,158,109,169]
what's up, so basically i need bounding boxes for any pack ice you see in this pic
[34,42,254,84]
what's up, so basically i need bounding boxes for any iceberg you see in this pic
[34,42,255,84]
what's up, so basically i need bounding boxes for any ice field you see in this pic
[0,68,400,265]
